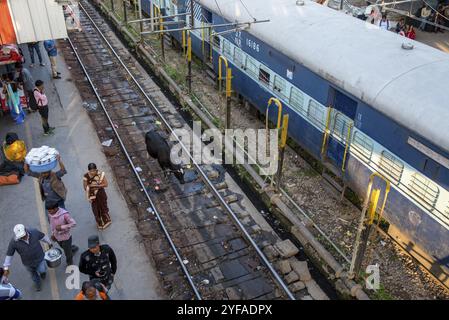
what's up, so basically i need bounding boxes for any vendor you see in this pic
[24,154,67,210]
[0,132,26,177]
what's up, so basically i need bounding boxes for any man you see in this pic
[15,63,35,112]
[419,5,432,31]
[79,235,117,291]
[379,14,390,30]
[0,267,22,300]
[2,225,53,291]
[47,202,79,265]
[43,40,61,79]
[27,42,45,68]
[25,154,67,210]
[33,80,55,135]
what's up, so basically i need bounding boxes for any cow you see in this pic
[145,129,185,184]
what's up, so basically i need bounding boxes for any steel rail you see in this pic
[79,1,295,300]
[67,29,202,300]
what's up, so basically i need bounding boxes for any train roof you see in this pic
[198,0,449,153]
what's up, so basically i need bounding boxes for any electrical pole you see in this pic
[225,68,232,129]
[187,0,194,94]
[139,0,143,42]
[123,0,127,23]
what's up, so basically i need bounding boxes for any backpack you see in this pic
[29,89,39,111]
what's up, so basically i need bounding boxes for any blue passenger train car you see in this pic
[141,0,449,279]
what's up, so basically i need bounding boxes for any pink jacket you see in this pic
[49,208,76,241]
[33,89,48,107]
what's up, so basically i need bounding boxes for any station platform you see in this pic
[0,43,164,299]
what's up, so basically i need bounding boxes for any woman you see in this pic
[406,25,416,40]
[83,163,111,230]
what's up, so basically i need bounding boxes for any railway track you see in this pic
[63,0,305,300]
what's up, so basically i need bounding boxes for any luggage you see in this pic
[0,174,19,185]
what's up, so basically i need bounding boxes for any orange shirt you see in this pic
[74,290,108,300]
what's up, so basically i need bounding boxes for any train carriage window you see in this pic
[308,100,325,129]
[245,56,259,79]
[258,66,271,86]
[352,131,373,161]
[223,39,232,58]
[234,47,246,68]
[274,75,286,96]
[378,150,404,183]
[408,173,439,210]
[212,35,220,49]
[332,112,353,143]
[289,87,306,115]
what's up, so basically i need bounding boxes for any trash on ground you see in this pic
[101,139,113,147]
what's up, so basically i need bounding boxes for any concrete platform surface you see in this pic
[0,43,164,300]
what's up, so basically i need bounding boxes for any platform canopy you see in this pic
[0,0,68,45]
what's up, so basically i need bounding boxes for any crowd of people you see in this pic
[355,1,449,39]
[1,41,61,125]
[0,41,116,300]
[0,151,116,298]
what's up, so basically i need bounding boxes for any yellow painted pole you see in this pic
[349,172,391,278]
[265,98,282,163]
[341,123,354,173]
[218,55,228,93]
[182,29,186,57]
[276,114,289,189]
[321,106,332,157]
[225,68,232,129]
[187,31,192,93]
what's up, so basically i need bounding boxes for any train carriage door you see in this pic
[326,88,356,172]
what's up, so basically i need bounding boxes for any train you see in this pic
[141,0,449,278]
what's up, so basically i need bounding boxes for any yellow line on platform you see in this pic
[25,122,60,300]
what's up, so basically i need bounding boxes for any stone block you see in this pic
[290,260,312,282]
[285,271,300,284]
[274,239,299,258]
[276,260,292,275]
[289,281,306,293]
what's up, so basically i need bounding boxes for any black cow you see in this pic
[145,130,185,184]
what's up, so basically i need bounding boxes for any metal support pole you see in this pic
[353,189,380,276]
[139,0,143,41]
[218,55,228,93]
[111,0,115,12]
[187,32,192,93]
[187,0,194,94]
[265,98,282,156]
[160,14,165,61]
[225,68,232,129]
[349,173,391,279]
[150,3,154,31]
[276,114,289,190]
[123,0,127,23]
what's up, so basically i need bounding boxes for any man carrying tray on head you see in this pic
[24,154,67,212]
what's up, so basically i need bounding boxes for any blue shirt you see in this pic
[43,40,57,57]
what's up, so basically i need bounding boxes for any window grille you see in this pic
[352,131,374,161]
[408,173,439,210]
[289,87,306,115]
[378,150,404,183]
[307,100,325,129]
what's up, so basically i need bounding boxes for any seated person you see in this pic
[0,132,26,184]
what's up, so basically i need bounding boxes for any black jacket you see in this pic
[79,245,117,279]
